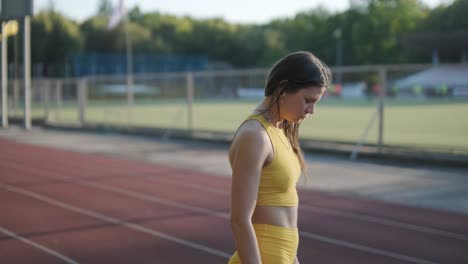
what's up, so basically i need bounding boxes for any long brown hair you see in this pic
[262,51,332,173]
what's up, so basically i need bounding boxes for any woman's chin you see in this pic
[294,118,304,124]
[286,116,305,124]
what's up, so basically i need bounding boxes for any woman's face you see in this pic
[280,85,327,124]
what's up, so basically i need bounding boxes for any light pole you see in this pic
[333,27,343,84]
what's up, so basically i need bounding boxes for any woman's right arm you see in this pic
[230,127,269,264]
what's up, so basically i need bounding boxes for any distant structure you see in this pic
[391,65,468,98]
[71,53,210,77]
[401,30,468,65]
[394,30,468,98]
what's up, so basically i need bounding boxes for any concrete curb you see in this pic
[8,117,468,168]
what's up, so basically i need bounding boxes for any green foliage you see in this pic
[419,0,468,31]
[28,0,468,72]
[348,0,427,64]
[80,16,151,53]
[31,11,82,64]
[96,0,114,17]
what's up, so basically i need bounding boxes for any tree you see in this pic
[80,15,152,54]
[419,0,468,31]
[345,0,426,64]
[20,0,467,76]
[30,11,82,75]
[97,0,114,17]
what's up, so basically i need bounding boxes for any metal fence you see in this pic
[2,64,468,156]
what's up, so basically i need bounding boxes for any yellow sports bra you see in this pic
[246,114,302,207]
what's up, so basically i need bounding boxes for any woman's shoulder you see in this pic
[237,118,268,137]
[232,119,270,149]
[229,119,271,164]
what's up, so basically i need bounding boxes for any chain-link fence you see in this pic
[2,64,468,156]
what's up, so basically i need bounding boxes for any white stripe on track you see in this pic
[4,151,466,233]
[79,180,230,219]
[0,160,230,218]
[4,156,467,243]
[140,175,229,195]
[300,204,468,241]
[299,231,439,264]
[0,225,80,264]
[0,184,231,259]
[0,160,458,263]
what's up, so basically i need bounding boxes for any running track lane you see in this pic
[1,139,468,263]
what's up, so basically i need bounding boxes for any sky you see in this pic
[35,0,451,24]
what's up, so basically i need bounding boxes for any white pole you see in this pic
[78,78,87,126]
[2,22,8,128]
[13,28,19,117]
[13,79,19,116]
[187,72,194,133]
[24,16,31,130]
[378,67,386,154]
[55,80,62,121]
[43,80,50,121]
[125,15,133,127]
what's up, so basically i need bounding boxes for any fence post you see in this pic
[55,80,62,121]
[24,16,32,130]
[2,22,8,128]
[43,80,50,121]
[12,79,19,117]
[78,78,87,126]
[378,67,386,154]
[127,72,134,128]
[186,72,194,134]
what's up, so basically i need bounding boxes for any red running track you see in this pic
[0,139,467,264]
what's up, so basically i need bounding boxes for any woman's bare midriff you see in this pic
[252,205,298,228]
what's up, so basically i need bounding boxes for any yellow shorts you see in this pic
[228,224,299,264]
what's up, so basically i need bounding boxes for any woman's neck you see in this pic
[254,98,284,129]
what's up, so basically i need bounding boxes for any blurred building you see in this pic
[71,53,209,77]
[401,30,468,65]
[391,65,468,98]
[395,30,468,98]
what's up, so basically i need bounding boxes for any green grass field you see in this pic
[10,97,468,152]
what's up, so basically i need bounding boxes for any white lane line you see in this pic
[2,158,468,242]
[140,175,228,195]
[106,171,468,238]
[299,231,439,264]
[88,171,468,239]
[3,156,468,241]
[2,180,441,264]
[0,161,229,219]
[0,184,231,259]
[300,204,468,241]
[0,152,228,196]
[3,150,229,196]
[79,180,230,219]
[0,225,80,264]
[135,173,468,242]
[131,171,468,242]
[0,160,457,263]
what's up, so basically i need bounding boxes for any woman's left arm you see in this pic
[293,256,299,264]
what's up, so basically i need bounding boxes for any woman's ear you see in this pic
[278,80,288,96]
[278,80,288,88]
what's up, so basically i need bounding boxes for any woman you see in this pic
[228,51,331,264]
